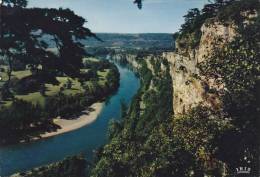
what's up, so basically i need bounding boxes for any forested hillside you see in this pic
[84,33,173,49]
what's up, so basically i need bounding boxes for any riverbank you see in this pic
[40,102,104,139]
[0,64,140,177]
[0,58,119,146]
[18,102,104,143]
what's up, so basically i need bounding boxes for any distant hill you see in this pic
[83,33,174,50]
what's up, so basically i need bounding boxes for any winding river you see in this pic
[0,63,140,176]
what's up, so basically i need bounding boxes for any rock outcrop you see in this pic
[164,19,236,115]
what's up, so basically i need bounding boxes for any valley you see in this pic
[0,0,259,177]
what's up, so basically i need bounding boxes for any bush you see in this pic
[66,79,72,89]
[13,77,41,94]
[0,83,14,100]
[0,99,44,143]
[40,84,46,96]
[22,156,88,177]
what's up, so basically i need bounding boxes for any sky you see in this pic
[28,0,208,33]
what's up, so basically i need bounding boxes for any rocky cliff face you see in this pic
[109,53,164,75]
[164,19,236,115]
[108,53,141,71]
[109,20,237,116]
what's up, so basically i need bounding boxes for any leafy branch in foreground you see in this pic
[0,0,97,98]
[134,0,142,9]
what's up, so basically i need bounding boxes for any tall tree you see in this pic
[0,0,97,96]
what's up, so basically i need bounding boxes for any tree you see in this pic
[20,156,88,177]
[134,0,142,9]
[3,0,27,7]
[0,0,98,94]
[39,84,46,96]
[66,79,72,89]
[180,8,201,33]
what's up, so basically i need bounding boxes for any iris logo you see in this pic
[236,167,251,174]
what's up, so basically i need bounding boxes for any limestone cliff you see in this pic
[164,19,236,115]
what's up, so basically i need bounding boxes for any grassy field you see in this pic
[83,57,99,62]
[0,58,111,107]
[0,69,31,81]
[98,69,109,86]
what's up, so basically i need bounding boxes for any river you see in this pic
[0,63,140,176]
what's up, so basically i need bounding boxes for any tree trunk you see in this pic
[6,55,13,91]
[0,1,3,39]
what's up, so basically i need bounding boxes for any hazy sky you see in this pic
[28,0,208,33]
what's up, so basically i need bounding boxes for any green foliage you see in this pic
[174,106,231,154]
[3,0,28,7]
[0,0,98,95]
[19,156,88,177]
[173,106,232,175]
[177,0,259,50]
[0,99,46,144]
[0,83,14,100]
[134,0,142,9]
[178,7,211,50]
[44,93,85,118]
[91,58,175,177]
[103,64,120,91]
[137,60,153,90]
[0,60,120,144]
[217,0,260,24]
[198,11,260,175]
[180,8,201,34]
[39,84,46,96]
[108,119,123,140]
[66,79,72,89]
